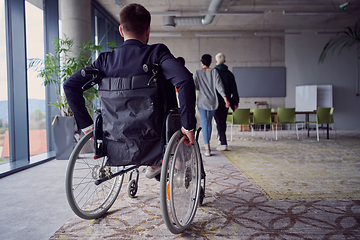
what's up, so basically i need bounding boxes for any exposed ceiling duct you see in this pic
[162,0,223,29]
[162,16,176,30]
[114,0,123,8]
[175,17,203,26]
[201,0,223,25]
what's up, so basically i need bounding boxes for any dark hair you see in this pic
[177,57,185,66]
[119,4,151,37]
[201,54,212,67]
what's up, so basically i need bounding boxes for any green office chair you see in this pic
[226,109,233,124]
[252,108,274,139]
[250,108,254,124]
[305,107,331,141]
[231,108,251,141]
[276,108,301,140]
[271,108,276,124]
[329,107,336,139]
[329,107,334,123]
[226,114,233,124]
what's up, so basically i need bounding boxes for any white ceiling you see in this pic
[96,0,360,34]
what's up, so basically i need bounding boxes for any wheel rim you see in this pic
[169,137,200,228]
[66,132,124,219]
[160,131,202,233]
[69,154,122,216]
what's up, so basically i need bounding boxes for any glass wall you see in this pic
[94,8,123,52]
[25,0,46,157]
[91,8,123,111]
[0,0,8,165]
[0,0,123,176]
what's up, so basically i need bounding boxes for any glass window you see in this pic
[26,0,47,157]
[0,0,8,165]
[93,9,122,52]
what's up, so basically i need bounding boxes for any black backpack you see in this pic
[96,64,178,166]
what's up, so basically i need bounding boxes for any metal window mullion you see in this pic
[5,0,29,162]
[97,15,107,51]
[43,0,59,152]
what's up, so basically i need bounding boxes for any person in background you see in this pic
[176,56,185,66]
[214,53,239,151]
[63,3,196,179]
[193,54,230,157]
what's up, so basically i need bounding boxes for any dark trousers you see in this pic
[214,97,228,146]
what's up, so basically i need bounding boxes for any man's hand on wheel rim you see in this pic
[181,127,195,146]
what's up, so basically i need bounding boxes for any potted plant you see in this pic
[28,36,115,159]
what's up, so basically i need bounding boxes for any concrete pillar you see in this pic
[60,0,91,56]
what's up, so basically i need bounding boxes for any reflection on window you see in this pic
[0,0,8,164]
[26,0,46,157]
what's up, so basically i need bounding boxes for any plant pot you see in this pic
[52,116,77,160]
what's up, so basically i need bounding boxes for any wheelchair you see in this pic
[65,65,206,234]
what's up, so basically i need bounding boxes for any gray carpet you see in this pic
[50,131,360,239]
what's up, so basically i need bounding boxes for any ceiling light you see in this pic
[150,32,182,37]
[151,11,181,16]
[316,31,339,35]
[254,32,301,36]
[195,32,242,37]
[282,10,347,15]
[199,11,264,15]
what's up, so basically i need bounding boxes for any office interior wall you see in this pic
[285,30,359,130]
[149,35,286,110]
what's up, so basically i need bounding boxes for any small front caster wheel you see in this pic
[127,179,138,198]
[199,187,205,206]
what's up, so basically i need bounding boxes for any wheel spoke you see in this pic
[65,131,124,219]
[160,130,202,234]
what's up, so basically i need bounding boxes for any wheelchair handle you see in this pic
[81,68,99,77]
[143,63,160,73]
[81,68,101,90]
[143,64,161,86]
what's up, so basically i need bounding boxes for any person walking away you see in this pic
[214,53,239,151]
[194,54,230,157]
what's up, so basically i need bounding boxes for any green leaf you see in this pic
[27,35,113,116]
[318,18,360,64]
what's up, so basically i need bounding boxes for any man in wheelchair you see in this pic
[63,3,196,179]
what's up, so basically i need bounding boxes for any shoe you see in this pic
[145,166,162,179]
[204,149,211,157]
[216,145,228,151]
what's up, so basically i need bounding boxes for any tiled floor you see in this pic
[0,159,73,240]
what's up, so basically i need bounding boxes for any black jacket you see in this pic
[214,64,239,109]
[63,39,196,131]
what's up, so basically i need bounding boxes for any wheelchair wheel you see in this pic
[160,130,202,234]
[65,131,124,219]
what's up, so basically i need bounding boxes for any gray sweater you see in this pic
[194,68,226,111]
